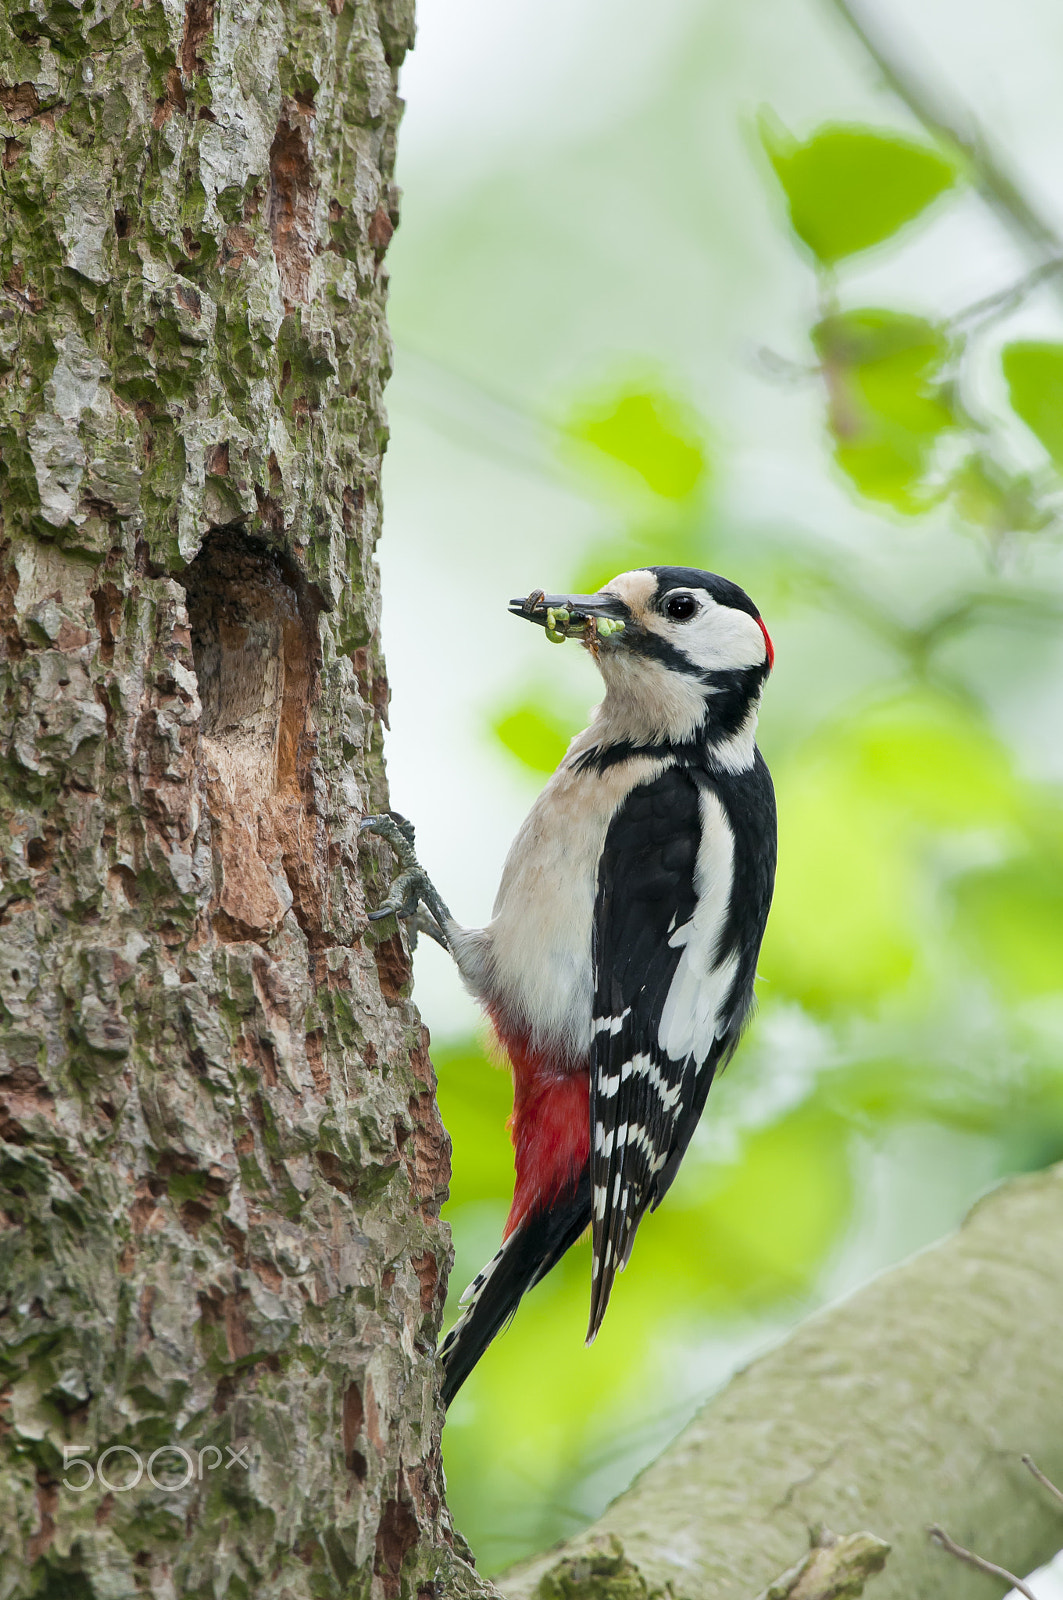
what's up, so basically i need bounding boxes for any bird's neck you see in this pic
[580,659,762,772]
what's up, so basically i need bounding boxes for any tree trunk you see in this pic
[498,1162,1063,1600]
[0,2,488,1595]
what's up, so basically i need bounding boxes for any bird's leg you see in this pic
[405,907,451,951]
[359,813,455,953]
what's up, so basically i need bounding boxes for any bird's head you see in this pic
[510,566,773,756]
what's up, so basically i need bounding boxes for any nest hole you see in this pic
[180,529,324,942]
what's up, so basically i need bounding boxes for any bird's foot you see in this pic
[359,813,453,948]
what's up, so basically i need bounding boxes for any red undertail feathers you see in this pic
[492,1022,590,1237]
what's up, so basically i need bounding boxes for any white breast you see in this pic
[460,740,667,1061]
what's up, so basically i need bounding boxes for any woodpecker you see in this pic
[362,566,776,1406]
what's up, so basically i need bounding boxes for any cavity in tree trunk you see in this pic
[0,1,487,1594]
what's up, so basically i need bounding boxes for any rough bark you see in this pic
[0,1,489,1595]
[499,1162,1063,1600]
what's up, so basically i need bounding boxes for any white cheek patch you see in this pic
[648,596,768,674]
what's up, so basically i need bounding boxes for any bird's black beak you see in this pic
[509,588,629,644]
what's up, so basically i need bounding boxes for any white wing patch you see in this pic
[657,789,738,1064]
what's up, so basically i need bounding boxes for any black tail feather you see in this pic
[439,1171,592,1407]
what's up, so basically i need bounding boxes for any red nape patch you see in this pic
[493,1024,589,1239]
[756,616,775,670]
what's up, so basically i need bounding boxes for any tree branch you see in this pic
[928,1524,1039,1600]
[1024,1457,1063,1515]
[498,1163,1063,1599]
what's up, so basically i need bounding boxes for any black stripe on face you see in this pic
[622,625,703,676]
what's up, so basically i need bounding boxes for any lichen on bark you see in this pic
[0,0,489,1594]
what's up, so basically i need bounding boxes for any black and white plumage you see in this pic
[586,754,776,1336]
[362,566,777,1402]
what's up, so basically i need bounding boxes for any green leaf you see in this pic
[671,1107,853,1305]
[761,692,1022,1011]
[562,385,707,500]
[949,452,1049,535]
[761,754,918,1009]
[1002,341,1063,466]
[761,119,958,264]
[812,309,955,510]
[849,693,1022,828]
[432,1039,515,1208]
[492,701,574,774]
[569,521,712,596]
[953,855,1063,999]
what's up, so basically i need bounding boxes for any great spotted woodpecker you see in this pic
[362,566,776,1405]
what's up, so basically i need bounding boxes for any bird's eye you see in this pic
[663,592,698,622]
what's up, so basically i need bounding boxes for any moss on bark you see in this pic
[0,1,491,1594]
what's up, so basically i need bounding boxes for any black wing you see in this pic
[586,757,776,1340]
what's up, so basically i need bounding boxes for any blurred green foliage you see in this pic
[812,310,955,511]
[759,116,1055,534]
[491,701,573,774]
[764,692,1027,1009]
[560,385,707,501]
[429,95,1063,1581]
[1003,341,1063,466]
[759,120,958,263]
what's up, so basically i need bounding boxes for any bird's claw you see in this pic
[359,813,453,947]
[360,812,417,863]
[366,868,426,923]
